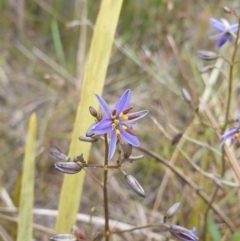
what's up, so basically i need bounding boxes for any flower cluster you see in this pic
[91,89,148,160]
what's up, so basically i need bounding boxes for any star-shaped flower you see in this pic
[221,117,240,146]
[91,89,148,160]
[209,18,238,49]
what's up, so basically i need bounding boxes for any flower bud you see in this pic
[171,133,182,146]
[123,144,132,159]
[79,136,97,143]
[49,147,70,162]
[181,88,191,104]
[169,225,199,241]
[89,106,98,117]
[127,155,144,161]
[50,233,77,240]
[197,50,218,60]
[55,162,82,174]
[125,175,146,198]
[166,202,180,219]
[223,6,232,13]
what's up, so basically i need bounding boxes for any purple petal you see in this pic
[209,33,222,40]
[220,128,238,147]
[95,94,111,117]
[210,18,225,32]
[124,110,148,124]
[221,128,237,140]
[119,128,140,146]
[230,23,239,33]
[92,119,112,135]
[216,34,231,49]
[115,89,131,116]
[108,130,117,160]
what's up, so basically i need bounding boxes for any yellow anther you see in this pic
[112,123,116,129]
[120,112,128,120]
[116,129,120,135]
[121,125,127,131]
[111,114,116,119]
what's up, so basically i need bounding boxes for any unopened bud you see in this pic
[169,225,199,241]
[49,147,70,162]
[124,144,132,159]
[125,175,146,198]
[79,136,97,143]
[125,155,144,163]
[171,133,182,146]
[223,6,232,13]
[181,88,191,104]
[197,50,217,60]
[93,232,104,241]
[55,162,82,174]
[50,233,77,240]
[166,202,180,219]
[89,106,98,117]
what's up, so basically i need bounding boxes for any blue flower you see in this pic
[221,117,240,146]
[169,225,199,241]
[91,89,148,160]
[209,18,238,49]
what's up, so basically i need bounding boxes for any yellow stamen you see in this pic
[121,125,127,131]
[120,112,128,120]
[116,129,120,135]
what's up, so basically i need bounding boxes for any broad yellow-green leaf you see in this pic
[55,0,123,233]
[17,113,37,241]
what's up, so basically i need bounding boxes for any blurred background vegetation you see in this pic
[1,0,240,240]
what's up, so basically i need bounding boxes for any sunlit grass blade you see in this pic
[55,0,123,233]
[17,113,37,241]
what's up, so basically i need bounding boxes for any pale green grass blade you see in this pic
[207,215,221,241]
[55,0,123,233]
[17,113,37,241]
[51,18,66,68]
